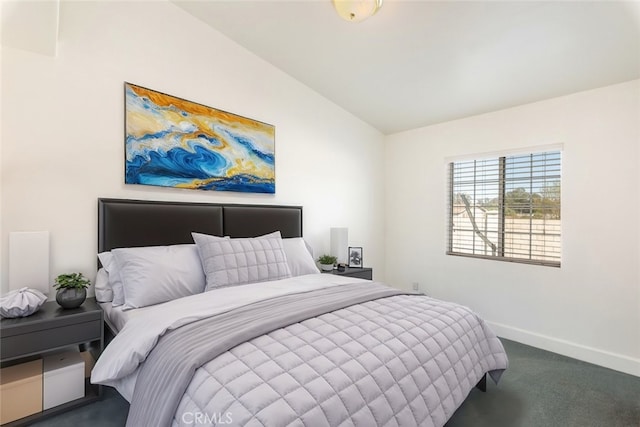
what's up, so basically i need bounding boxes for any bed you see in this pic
[91,198,508,427]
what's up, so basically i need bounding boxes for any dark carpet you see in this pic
[446,339,640,427]
[31,339,640,427]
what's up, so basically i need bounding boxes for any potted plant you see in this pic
[54,272,90,309]
[317,254,337,272]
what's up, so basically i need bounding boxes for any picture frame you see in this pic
[124,82,275,194]
[348,247,363,268]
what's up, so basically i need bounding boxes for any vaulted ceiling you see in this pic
[174,0,640,134]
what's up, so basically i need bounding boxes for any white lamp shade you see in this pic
[330,227,349,264]
[9,231,50,295]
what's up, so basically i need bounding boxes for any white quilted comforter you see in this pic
[92,275,508,427]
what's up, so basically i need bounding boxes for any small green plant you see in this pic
[317,254,337,265]
[54,273,91,290]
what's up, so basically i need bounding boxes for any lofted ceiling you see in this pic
[174,0,640,135]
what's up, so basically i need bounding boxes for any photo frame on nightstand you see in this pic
[348,247,363,268]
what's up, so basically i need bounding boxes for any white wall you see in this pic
[3,0,637,378]
[0,1,385,295]
[1,0,59,56]
[385,79,640,376]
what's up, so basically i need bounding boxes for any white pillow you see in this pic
[94,268,113,303]
[111,244,206,310]
[282,238,320,276]
[193,231,291,291]
[98,251,125,306]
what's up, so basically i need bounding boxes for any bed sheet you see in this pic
[99,301,158,334]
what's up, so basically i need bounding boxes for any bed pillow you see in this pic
[282,237,320,276]
[97,251,125,307]
[110,244,206,310]
[94,268,113,303]
[193,231,292,291]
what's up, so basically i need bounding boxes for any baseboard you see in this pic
[486,321,640,377]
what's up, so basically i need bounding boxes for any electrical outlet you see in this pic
[412,282,419,291]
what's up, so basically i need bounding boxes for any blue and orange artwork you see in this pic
[125,83,275,193]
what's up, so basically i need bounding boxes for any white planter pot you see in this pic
[319,264,334,272]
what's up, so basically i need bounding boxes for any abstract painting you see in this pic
[124,83,275,193]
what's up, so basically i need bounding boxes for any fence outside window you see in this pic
[448,151,561,267]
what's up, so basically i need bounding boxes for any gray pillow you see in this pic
[192,231,292,291]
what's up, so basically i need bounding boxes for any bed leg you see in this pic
[476,373,487,392]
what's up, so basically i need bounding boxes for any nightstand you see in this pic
[324,267,373,280]
[0,297,103,426]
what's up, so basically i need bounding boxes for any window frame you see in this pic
[447,150,561,268]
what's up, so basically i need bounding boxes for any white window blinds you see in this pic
[448,150,561,267]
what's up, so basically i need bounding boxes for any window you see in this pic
[448,150,561,267]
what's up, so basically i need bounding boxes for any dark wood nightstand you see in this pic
[0,297,103,426]
[324,267,373,280]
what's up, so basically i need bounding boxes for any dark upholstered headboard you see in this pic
[98,198,303,253]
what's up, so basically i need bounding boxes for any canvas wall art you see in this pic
[124,83,275,193]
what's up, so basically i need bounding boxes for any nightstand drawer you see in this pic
[340,270,372,280]
[1,320,102,361]
[324,267,373,280]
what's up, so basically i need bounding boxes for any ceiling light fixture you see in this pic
[332,0,383,23]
